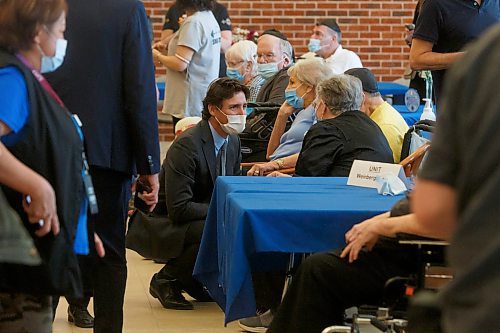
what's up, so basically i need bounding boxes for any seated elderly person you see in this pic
[268,74,393,177]
[267,197,442,333]
[255,29,294,105]
[264,58,334,161]
[345,68,409,162]
[225,40,265,103]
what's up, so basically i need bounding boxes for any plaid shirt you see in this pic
[247,75,266,102]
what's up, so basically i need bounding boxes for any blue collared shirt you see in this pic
[209,121,228,157]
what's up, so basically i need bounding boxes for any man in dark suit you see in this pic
[149,78,248,310]
[45,1,160,332]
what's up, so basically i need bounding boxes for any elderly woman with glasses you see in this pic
[268,74,394,177]
[225,40,265,103]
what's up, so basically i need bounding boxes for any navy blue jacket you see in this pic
[46,0,160,175]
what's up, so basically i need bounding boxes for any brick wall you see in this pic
[143,0,417,81]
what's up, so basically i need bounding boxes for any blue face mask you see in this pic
[257,61,280,80]
[285,85,306,109]
[226,67,245,82]
[40,38,67,74]
[307,38,322,53]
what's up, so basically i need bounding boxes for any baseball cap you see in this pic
[317,19,341,34]
[344,68,379,94]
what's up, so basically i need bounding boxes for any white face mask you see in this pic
[40,38,67,73]
[216,107,247,135]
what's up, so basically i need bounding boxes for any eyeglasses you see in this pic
[257,52,281,63]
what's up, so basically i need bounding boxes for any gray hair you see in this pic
[225,40,258,76]
[316,75,363,116]
[279,39,294,64]
[333,30,342,44]
[287,58,334,88]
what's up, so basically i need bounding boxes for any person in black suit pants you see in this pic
[149,78,248,310]
[45,1,160,332]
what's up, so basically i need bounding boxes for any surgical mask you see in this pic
[216,107,247,135]
[40,38,67,73]
[307,38,322,53]
[257,61,281,80]
[226,67,245,82]
[285,85,306,109]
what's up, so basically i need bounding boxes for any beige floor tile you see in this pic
[53,250,242,333]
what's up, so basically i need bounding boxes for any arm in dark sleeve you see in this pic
[214,3,232,31]
[165,136,209,224]
[230,134,242,176]
[266,71,289,105]
[162,4,180,31]
[413,0,443,44]
[295,125,344,177]
[122,1,160,175]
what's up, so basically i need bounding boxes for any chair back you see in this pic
[399,142,431,177]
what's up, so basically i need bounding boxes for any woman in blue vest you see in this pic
[0,0,101,331]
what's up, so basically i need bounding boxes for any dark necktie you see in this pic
[216,141,227,176]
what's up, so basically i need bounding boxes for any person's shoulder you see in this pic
[0,66,27,98]
[0,65,25,83]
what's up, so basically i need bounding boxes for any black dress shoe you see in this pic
[68,305,94,328]
[149,273,193,310]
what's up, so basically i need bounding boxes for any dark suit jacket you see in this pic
[255,67,290,106]
[46,0,160,175]
[159,119,241,258]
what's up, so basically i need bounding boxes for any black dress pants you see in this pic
[89,167,131,333]
[155,220,207,299]
[267,248,417,333]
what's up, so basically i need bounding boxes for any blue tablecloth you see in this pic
[378,82,408,96]
[193,177,405,324]
[393,104,424,126]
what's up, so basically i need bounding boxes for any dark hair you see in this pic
[175,0,215,12]
[202,78,250,120]
[0,0,67,53]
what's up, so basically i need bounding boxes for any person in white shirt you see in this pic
[305,19,363,74]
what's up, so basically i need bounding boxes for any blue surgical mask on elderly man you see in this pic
[226,67,245,82]
[40,38,67,73]
[307,38,322,53]
[285,86,306,109]
[257,62,280,80]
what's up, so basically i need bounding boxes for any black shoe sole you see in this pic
[149,287,194,310]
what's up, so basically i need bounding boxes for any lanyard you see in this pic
[15,53,98,214]
[15,53,65,108]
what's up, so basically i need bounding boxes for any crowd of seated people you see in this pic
[270,74,394,178]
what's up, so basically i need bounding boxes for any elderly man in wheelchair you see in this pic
[266,196,449,333]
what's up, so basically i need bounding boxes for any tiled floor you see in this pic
[53,250,242,333]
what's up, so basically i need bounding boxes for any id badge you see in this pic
[83,170,98,214]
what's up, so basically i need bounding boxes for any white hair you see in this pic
[225,40,258,76]
[287,58,334,88]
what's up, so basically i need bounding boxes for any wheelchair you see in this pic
[239,102,291,163]
[322,235,450,333]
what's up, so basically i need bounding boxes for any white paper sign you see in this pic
[347,160,407,189]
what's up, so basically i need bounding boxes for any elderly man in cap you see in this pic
[255,29,294,105]
[345,68,409,162]
[305,19,363,74]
